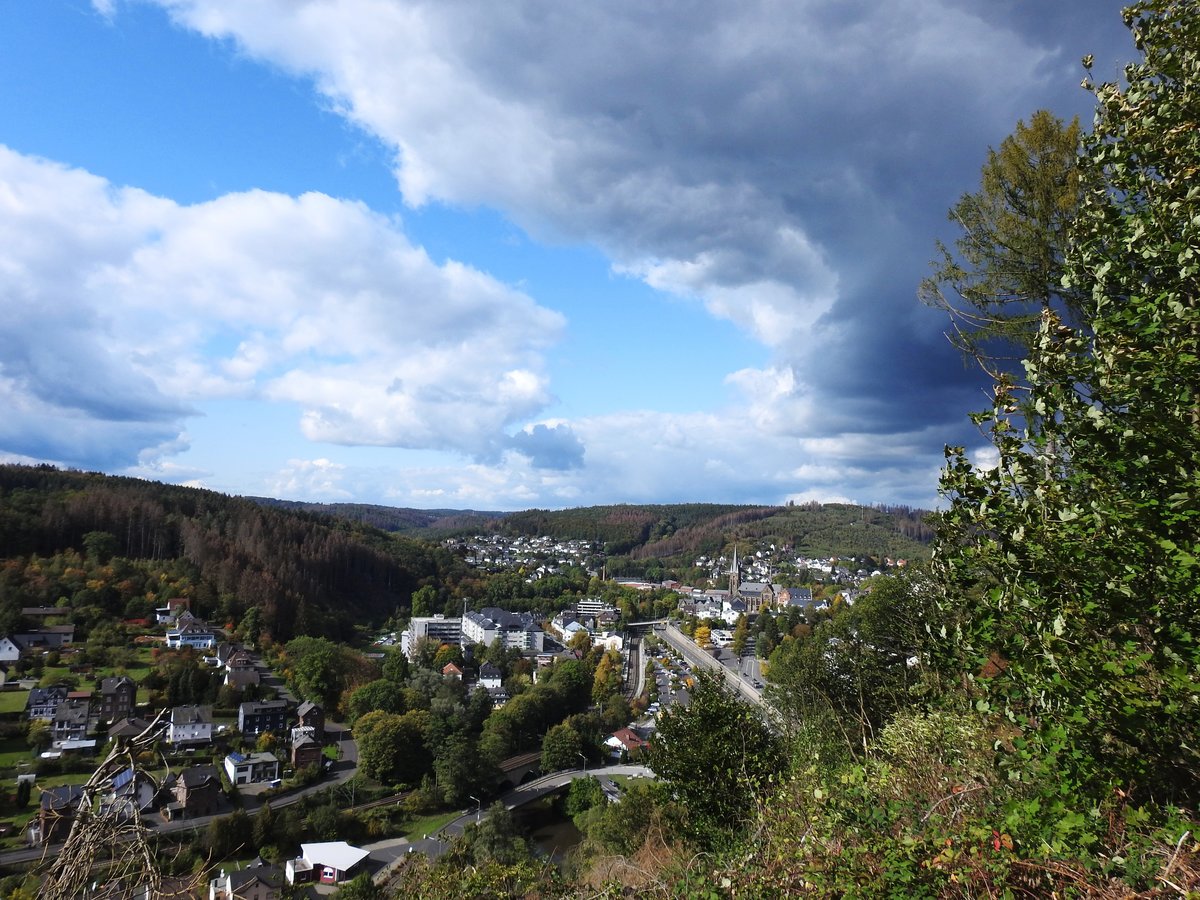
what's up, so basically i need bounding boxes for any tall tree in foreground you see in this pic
[765,573,933,755]
[933,0,1200,804]
[649,671,784,846]
[920,109,1084,375]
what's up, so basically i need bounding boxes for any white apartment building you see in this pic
[401,615,462,659]
[168,705,213,746]
[462,607,544,653]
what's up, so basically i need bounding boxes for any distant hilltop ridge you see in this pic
[254,495,933,563]
[0,463,931,573]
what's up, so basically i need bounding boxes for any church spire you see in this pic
[730,543,740,598]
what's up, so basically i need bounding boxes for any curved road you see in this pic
[366,764,654,878]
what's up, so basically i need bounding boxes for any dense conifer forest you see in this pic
[0,465,466,642]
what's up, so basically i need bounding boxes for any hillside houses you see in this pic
[27,685,70,720]
[239,700,290,736]
[34,785,85,845]
[165,619,217,650]
[164,764,223,820]
[445,534,599,578]
[0,625,76,663]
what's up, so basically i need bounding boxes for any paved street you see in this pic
[657,621,766,707]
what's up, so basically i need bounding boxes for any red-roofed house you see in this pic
[604,727,648,760]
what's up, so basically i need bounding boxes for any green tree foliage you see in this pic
[754,613,779,658]
[582,779,683,858]
[432,642,464,670]
[82,530,118,565]
[355,709,432,786]
[566,629,592,654]
[933,0,1200,805]
[600,693,632,732]
[305,802,342,841]
[332,872,384,899]
[394,856,565,899]
[283,636,355,711]
[199,809,252,860]
[564,776,605,821]
[434,732,491,807]
[649,671,785,845]
[459,802,529,867]
[478,658,595,764]
[15,778,31,809]
[252,800,275,850]
[0,877,38,900]
[345,678,408,723]
[0,464,471,642]
[921,109,1084,373]
[380,648,410,684]
[766,574,932,753]
[410,584,438,618]
[541,722,585,772]
[26,719,50,753]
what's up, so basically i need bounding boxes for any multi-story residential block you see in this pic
[51,699,92,745]
[166,620,217,650]
[100,675,137,723]
[292,732,324,771]
[461,607,544,653]
[401,615,462,660]
[238,700,290,736]
[168,705,214,746]
[36,785,84,844]
[295,701,325,741]
[166,764,222,820]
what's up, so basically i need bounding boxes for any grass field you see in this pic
[0,690,30,715]
[400,808,462,839]
[0,736,32,768]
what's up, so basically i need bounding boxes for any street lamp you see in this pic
[469,795,481,823]
[578,752,587,773]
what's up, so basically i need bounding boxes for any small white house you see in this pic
[0,637,22,664]
[224,751,280,786]
[286,841,369,886]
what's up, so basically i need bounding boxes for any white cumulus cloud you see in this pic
[0,146,563,468]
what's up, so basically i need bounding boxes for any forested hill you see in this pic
[0,465,932,645]
[0,465,465,643]
[495,501,933,561]
[250,497,504,535]
[247,497,934,562]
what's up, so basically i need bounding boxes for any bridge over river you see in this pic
[366,764,654,880]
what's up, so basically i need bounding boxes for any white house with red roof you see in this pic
[605,727,648,760]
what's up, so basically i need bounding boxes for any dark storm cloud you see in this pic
[137,0,1142,503]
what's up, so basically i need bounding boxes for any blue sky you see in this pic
[0,0,1133,510]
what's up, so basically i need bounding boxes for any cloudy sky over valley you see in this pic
[0,1,1134,510]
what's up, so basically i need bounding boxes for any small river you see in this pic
[515,796,583,867]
